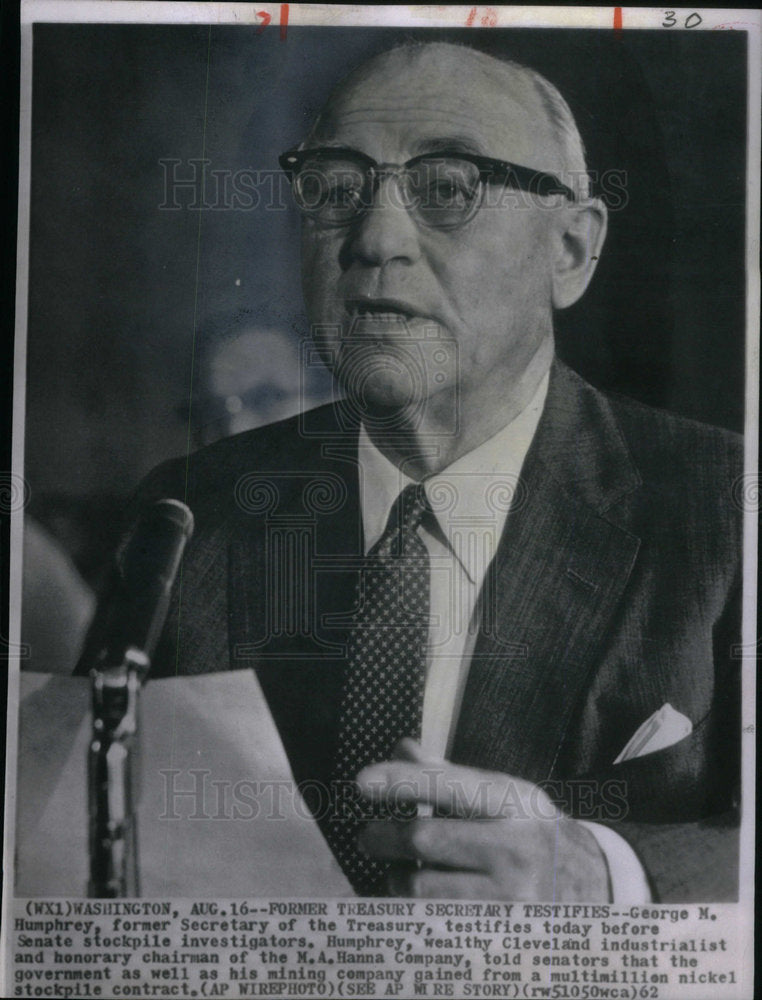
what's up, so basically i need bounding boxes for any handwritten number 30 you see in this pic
[663,11,703,28]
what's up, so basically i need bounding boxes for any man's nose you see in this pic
[347,176,422,267]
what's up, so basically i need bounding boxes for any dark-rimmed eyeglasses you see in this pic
[279,146,575,231]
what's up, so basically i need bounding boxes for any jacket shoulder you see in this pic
[549,361,743,505]
[546,363,744,567]
[604,386,743,486]
[130,402,352,520]
[595,384,744,568]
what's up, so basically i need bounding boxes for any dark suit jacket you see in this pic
[133,360,743,902]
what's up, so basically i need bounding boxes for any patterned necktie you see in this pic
[326,482,431,895]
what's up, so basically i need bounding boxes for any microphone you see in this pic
[82,498,194,897]
[77,498,194,678]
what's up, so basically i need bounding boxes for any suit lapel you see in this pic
[451,362,642,782]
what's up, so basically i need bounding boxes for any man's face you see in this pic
[300,46,564,425]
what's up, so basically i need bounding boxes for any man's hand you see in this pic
[355,740,610,901]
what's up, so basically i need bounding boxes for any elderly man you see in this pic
[137,42,741,901]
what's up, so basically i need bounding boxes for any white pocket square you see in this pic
[614,703,693,764]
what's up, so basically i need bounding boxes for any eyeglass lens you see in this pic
[292,156,483,229]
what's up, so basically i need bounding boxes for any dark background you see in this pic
[25,24,748,582]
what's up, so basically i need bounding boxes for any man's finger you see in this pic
[356,758,556,819]
[359,818,499,870]
[390,737,427,763]
[387,865,498,900]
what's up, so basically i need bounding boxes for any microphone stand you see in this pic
[88,648,149,898]
[81,497,194,898]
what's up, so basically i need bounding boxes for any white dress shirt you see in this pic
[356,373,650,902]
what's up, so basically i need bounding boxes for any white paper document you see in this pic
[16,670,351,896]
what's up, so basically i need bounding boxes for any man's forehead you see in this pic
[311,45,559,168]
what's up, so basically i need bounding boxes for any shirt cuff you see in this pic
[578,821,651,903]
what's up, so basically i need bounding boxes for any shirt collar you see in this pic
[358,372,549,583]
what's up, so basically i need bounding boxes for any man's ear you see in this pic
[550,199,608,310]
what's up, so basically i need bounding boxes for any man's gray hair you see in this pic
[327,41,591,200]
[420,41,591,199]
[516,63,591,199]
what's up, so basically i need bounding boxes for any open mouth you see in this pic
[349,298,418,322]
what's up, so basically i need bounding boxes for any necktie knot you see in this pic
[379,483,430,557]
[397,482,429,533]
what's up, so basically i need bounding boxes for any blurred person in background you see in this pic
[179,311,334,448]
